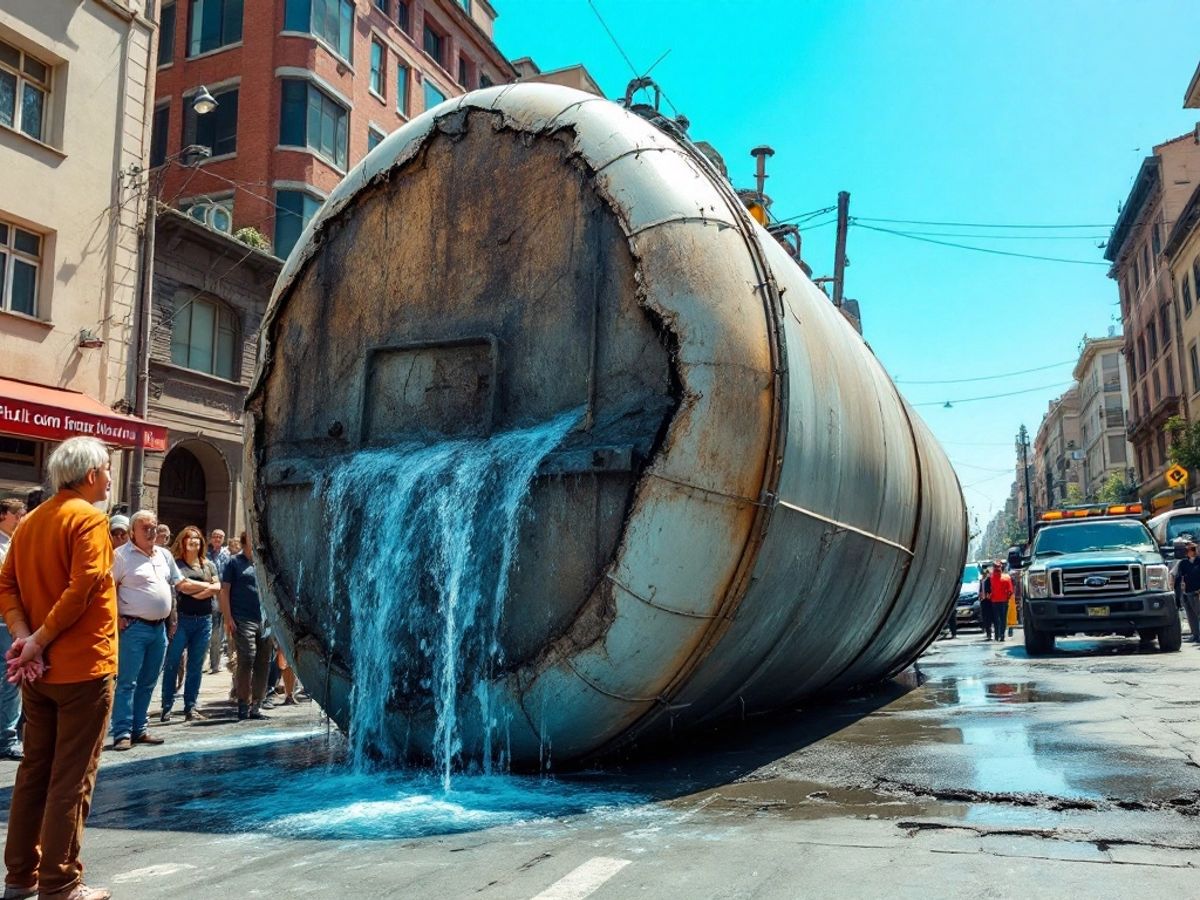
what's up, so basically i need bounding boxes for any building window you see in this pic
[284,0,353,61]
[396,1,410,33]
[279,79,348,170]
[274,189,323,260]
[1147,322,1157,359]
[1184,271,1194,317]
[0,219,41,318]
[1133,254,1141,294]
[171,295,236,380]
[374,0,388,12]
[480,73,493,89]
[185,85,238,156]
[0,39,50,143]
[1191,344,1200,396]
[1151,221,1161,257]
[367,126,385,151]
[1142,242,1152,280]
[159,3,177,66]
[182,195,234,234]
[370,39,385,97]
[188,0,243,57]
[1107,435,1126,465]
[1160,306,1171,346]
[458,56,471,89]
[1157,430,1167,468]
[423,23,444,66]
[397,65,409,115]
[150,105,170,167]
[1193,257,1200,311]
[1152,368,1162,404]
[1137,337,1147,374]
[423,80,446,111]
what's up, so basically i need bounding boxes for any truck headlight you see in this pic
[1146,564,1169,592]
[1027,570,1049,598]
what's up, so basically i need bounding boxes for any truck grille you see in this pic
[1057,565,1137,598]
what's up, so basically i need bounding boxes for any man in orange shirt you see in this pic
[0,437,117,900]
[988,560,1015,644]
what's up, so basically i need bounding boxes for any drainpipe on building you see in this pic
[129,190,157,512]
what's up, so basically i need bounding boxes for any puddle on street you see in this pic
[88,731,647,840]
[670,778,968,822]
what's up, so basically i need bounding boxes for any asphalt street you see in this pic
[2,623,1199,899]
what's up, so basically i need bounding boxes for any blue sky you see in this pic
[493,1,1200,536]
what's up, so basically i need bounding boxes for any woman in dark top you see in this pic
[159,526,220,721]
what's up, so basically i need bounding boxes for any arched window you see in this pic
[170,295,237,380]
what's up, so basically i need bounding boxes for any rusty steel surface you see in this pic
[246,84,969,767]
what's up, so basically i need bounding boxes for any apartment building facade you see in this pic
[0,0,165,499]
[1107,135,1200,504]
[1071,336,1134,499]
[1033,387,1081,512]
[152,0,517,260]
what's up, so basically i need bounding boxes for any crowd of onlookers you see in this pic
[0,436,304,900]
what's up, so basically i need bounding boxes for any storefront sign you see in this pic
[0,395,167,451]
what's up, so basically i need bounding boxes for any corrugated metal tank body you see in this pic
[246,84,968,766]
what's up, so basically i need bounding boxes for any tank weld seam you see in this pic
[647,471,767,506]
[591,144,682,175]
[625,215,736,239]
[606,573,725,620]
[562,657,665,705]
[777,500,915,557]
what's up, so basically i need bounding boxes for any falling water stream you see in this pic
[316,408,581,790]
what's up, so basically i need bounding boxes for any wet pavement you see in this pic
[3,628,1200,898]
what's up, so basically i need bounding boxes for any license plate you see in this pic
[1086,606,1110,617]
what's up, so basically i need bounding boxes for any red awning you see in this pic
[0,377,167,452]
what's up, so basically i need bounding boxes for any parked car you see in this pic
[1147,506,1200,559]
[954,562,984,629]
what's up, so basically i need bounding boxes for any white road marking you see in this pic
[530,857,631,900]
[112,863,197,883]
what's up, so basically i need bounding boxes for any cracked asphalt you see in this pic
[2,626,1199,898]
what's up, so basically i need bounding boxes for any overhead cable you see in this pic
[854,216,1112,229]
[894,358,1077,385]
[853,222,1109,266]
[911,380,1075,407]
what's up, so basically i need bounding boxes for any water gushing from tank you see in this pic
[317,409,580,789]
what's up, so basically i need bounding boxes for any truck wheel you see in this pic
[1023,616,1054,655]
[1158,611,1183,652]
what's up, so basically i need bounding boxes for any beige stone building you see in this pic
[0,0,163,498]
[1106,134,1200,506]
[1032,387,1082,513]
[1072,336,1134,499]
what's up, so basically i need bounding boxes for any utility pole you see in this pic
[831,190,849,308]
[1018,424,1034,543]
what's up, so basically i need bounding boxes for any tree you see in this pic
[1166,415,1200,472]
[1096,472,1137,504]
[1064,483,1085,505]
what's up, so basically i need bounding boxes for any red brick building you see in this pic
[152,0,516,259]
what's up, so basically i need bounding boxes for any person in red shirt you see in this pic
[988,560,1015,644]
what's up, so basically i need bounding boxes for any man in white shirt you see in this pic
[110,510,183,750]
[0,498,26,760]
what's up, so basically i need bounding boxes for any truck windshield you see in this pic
[962,564,981,582]
[1032,521,1157,557]
[1166,515,1200,542]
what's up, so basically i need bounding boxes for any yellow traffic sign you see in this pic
[1165,463,1188,489]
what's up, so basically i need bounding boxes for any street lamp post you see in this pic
[128,89,219,511]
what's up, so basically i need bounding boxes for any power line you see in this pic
[895,230,1108,241]
[911,380,1074,407]
[854,216,1112,230]
[853,222,1109,266]
[894,358,1077,385]
[586,0,639,77]
[775,205,836,224]
[951,460,1014,474]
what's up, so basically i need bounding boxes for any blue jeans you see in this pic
[161,614,213,713]
[112,620,167,740]
[0,627,20,752]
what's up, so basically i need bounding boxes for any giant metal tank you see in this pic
[246,84,968,767]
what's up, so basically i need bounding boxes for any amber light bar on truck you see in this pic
[1040,503,1144,521]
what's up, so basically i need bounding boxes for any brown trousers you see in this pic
[5,676,113,895]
